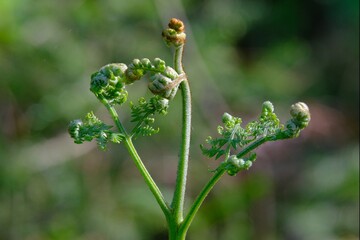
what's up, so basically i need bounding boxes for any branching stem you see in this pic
[178,135,272,237]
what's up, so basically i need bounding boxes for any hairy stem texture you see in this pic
[171,44,191,224]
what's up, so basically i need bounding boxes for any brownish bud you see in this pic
[168,18,185,33]
[162,29,186,47]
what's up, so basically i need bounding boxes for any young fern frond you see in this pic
[90,63,129,105]
[81,56,184,145]
[130,96,169,138]
[245,101,281,138]
[68,112,124,150]
[201,101,311,176]
[202,111,249,159]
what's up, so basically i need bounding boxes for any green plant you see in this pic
[68,18,310,240]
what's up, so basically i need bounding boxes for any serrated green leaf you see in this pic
[215,150,225,159]
[130,96,168,139]
[110,133,124,143]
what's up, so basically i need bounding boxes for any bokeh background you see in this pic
[0,0,358,239]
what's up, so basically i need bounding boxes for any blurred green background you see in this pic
[0,0,358,239]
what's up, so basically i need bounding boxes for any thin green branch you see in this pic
[179,135,273,237]
[124,137,173,222]
[97,94,172,221]
[98,96,128,136]
[179,168,226,238]
[236,136,270,158]
[174,45,185,74]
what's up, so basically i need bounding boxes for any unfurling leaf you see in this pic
[68,112,124,150]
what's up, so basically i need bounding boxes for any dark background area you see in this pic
[0,0,358,239]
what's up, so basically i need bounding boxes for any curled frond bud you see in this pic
[141,58,152,68]
[68,119,83,144]
[226,155,241,176]
[132,58,141,68]
[168,18,185,33]
[124,57,171,85]
[68,112,124,150]
[124,58,155,84]
[228,155,243,168]
[150,96,169,115]
[162,18,186,47]
[225,155,248,176]
[153,58,166,72]
[262,101,275,114]
[222,112,233,124]
[125,67,144,83]
[224,154,256,176]
[276,102,310,139]
[90,72,109,94]
[148,73,177,99]
[221,112,241,128]
[101,63,127,80]
[90,63,128,105]
[290,102,311,129]
[147,66,181,100]
[163,66,178,79]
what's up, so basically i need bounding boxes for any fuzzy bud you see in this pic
[226,155,247,176]
[90,63,128,94]
[262,101,275,113]
[148,73,175,99]
[153,58,166,72]
[125,68,144,83]
[168,18,185,33]
[163,66,178,79]
[162,18,186,47]
[141,58,152,68]
[90,72,108,94]
[222,112,233,124]
[226,155,240,176]
[100,63,127,79]
[290,102,310,129]
[132,59,141,68]
[278,102,310,139]
[90,64,129,104]
[151,97,169,115]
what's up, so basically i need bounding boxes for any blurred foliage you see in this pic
[0,0,358,239]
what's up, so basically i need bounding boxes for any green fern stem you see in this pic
[178,135,273,238]
[171,44,191,225]
[97,94,173,223]
[178,168,226,239]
